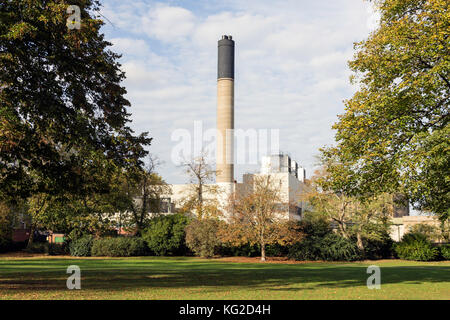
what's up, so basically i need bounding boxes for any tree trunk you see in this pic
[27,223,35,246]
[261,244,266,261]
[356,231,364,251]
[338,221,349,239]
[260,236,266,262]
[198,183,203,218]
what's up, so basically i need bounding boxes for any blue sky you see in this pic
[97,0,379,184]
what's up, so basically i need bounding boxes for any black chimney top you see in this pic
[218,35,234,79]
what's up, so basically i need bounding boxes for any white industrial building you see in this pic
[166,153,308,221]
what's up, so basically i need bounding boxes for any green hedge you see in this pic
[69,235,94,257]
[394,233,439,261]
[143,214,190,256]
[91,237,147,257]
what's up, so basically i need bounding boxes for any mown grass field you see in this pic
[0,256,449,300]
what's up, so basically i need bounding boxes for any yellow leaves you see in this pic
[38,15,49,25]
[7,22,37,40]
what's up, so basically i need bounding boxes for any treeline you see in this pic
[17,211,450,262]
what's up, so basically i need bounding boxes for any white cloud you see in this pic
[141,4,196,41]
[109,38,151,57]
[99,0,376,183]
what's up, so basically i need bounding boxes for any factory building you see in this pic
[167,153,308,221]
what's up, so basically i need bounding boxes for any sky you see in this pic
[97,0,379,184]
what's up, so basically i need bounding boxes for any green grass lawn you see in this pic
[0,256,449,300]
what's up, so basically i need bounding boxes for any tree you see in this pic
[0,0,151,201]
[26,191,119,244]
[180,152,221,218]
[221,175,303,261]
[185,218,222,258]
[322,0,449,221]
[120,155,171,235]
[306,166,395,252]
[409,221,450,243]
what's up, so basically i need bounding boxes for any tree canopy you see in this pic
[0,0,151,201]
[322,0,449,221]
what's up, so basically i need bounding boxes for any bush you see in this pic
[394,232,439,261]
[288,238,323,261]
[265,243,289,257]
[440,245,450,260]
[217,243,260,257]
[143,214,190,256]
[0,237,13,253]
[24,242,48,254]
[362,235,395,260]
[288,216,363,261]
[320,234,362,261]
[185,219,220,258]
[288,233,362,261]
[69,235,94,257]
[0,240,27,253]
[298,214,332,238]
[47,243,69,256]
[91,237,147,257]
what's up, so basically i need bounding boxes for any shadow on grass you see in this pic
[0,258,449,293]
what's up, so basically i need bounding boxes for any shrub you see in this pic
[288,238,323,261]
[440,244,450,260]
[0,240,27,253]
[143,214,190,256]
[288,233,362,261]
[0,237,13,253]
[394,232,439,261]
[320,234,362,261]
[362,235,395,260]
[91,237,147,257]
[298,214,332,238]
[185,219,220,258]
[69,235,94,257]
[265,243,289,257]
[24,242,48,254]
[217,243,260,257]
[47,243,69,256]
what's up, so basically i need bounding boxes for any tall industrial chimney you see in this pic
[216,35,234,184]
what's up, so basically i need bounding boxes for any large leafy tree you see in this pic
[323,0,449,221]
[0,0,151,201]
